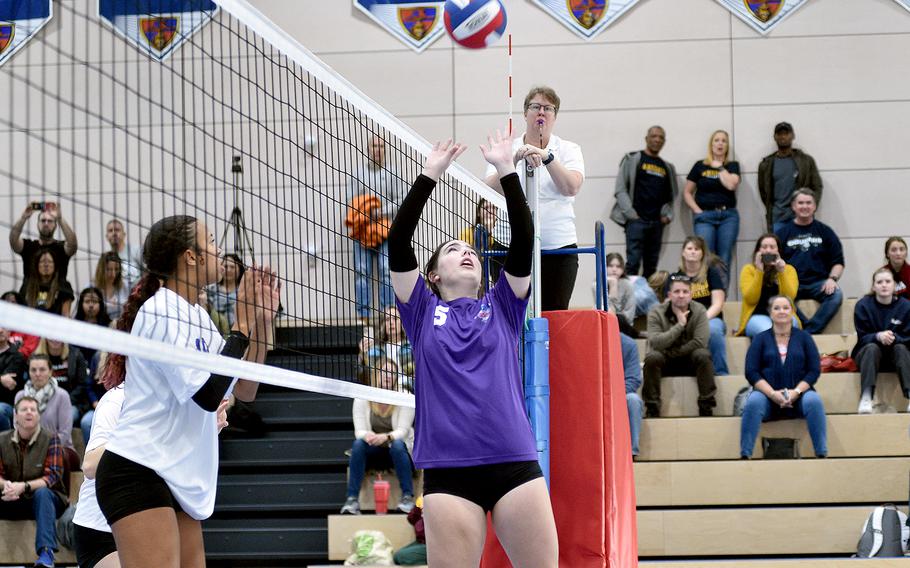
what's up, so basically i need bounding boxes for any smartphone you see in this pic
[761,253,777,264]
[30,201,45,211]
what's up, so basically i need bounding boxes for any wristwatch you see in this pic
[24,481,32,496]
[542,152,555,166]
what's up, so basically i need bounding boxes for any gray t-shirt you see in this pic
[772,156,798,223]
[346,163,407,219]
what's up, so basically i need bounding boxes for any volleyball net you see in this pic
[0,0,509,405]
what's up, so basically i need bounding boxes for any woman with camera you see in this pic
[737,233,799,337]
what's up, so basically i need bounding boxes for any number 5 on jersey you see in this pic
[433,305,449,326]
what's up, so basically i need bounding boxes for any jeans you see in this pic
[0,402,12,431]
[80,410,95,446]
[855,343,910,398]
[346,438,414,498]
[620,333,643,455]
[625,219,665,278]
[745,315,800,338]
[353,240,394,319]
[708,317,729,375]
[626,393,643,455]
[795,278,843,334]
[739,389,827,458]
[0,487,66,553]
[631,276,659,318]
[693,208,740,275]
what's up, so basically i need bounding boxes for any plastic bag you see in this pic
[344,529,394,566]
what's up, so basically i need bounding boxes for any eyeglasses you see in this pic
[527,103,557,115]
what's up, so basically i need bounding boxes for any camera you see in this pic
[761,253,777,265]
[30,201,45,211]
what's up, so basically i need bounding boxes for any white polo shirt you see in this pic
[484,133,585,250]
[104,287,229,520]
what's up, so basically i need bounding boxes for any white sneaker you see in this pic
[857,397,873,414]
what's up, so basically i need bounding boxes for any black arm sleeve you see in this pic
[501,173,533,278]
[387,174,436,273]
[192,331,250,412]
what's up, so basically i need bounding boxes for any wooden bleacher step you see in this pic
[327,515,415,562]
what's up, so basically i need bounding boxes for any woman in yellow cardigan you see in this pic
[738,233,800,337]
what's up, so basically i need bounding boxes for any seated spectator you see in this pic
[737,233,800,337]
[643,274,716,417]
[24,248,74,316]
[92,251,129,319]
[740,295,827,458]
[459,198,505,286]
[775,189,844,333]
[34,338,94,446]
[198,288,230,337]
[678,236,728,375]
[648,270,670,303]
[208,253,244,328]
[341,356,415,516]
[73,286,112,364]
[359,306,413,388]
[883,236,910,301]
[0,292,39,357]
[606,253,636,328]
[15,354,74,450]
[9,201,77,296]
[620,333,643,457]
[0,327,27,431]
[0,396,68,568]
[631,274,660,319]
[393,496,427,566]
[852,268,910,414]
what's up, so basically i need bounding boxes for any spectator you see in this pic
[340,357,415,515]
[682,130,741,274]
[0,327,27,431]
[648,270,670,303]
[359,306,413,382]
[16,354,74,450]
[198,288,230,337]
[208,253,244,328]
[0,396,68,568]
[35,337,94,446]
[393,496,427,566]
[677,236,728,375]
[610,126,678,278]
[105,219,142,290]
[0,291,39,357]
[24,248,74,316]
[852,268,910,414]
[776,189,844,334]
[737,233,799,337]
[883,236,910,301]
[9,202,78,296]
[740,295,827,459]
[92,252,129,320]
[758,122,823,232]
[606,253,636,329]
[345,135,405,323]
[73,286,112,364]
[643,274,716,417]
[459,198,505,287]
[621,333,644,457]
[485,85,585,310]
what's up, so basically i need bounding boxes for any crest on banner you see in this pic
[98,0,218,61]
[0,0,52,67]
[529,0,642,40]
[715,0,808,35]
[355,1,445,52]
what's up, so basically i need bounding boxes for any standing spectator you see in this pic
[0,327,27,431]
[92,252,129,320]
[611,126,679,278]
[459,198,505,287]
[105,219,143,290]
[0,291,39,357]
[208,253,244,328]
[643,274,716,417]
[346,135,406,323]
[9,202,78,295]
[24,248,74,316]
[73,287,113,364]
[737,234,800,337]
[198,288,230,337]
[682,130,741,274]
[15,354,74,450]
[883,236,910,301]
[621,333,644,458]
[677,237,729,375]
[485,85,585,310]
[0,397,68,568]
[852,268,910,414]
[758,122,823,232]
[740,296,827,459]
[35,338,94,445]
[776,189,844,334]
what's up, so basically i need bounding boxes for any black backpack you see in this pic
[854,504,909,557]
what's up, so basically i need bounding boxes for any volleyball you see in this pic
[444,0,507,49]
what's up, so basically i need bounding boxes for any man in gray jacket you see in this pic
[642,274,716,417]
[610,126,679,277]
[757,122,823,232]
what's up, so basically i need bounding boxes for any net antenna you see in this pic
[219,155,256,262]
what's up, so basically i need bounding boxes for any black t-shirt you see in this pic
[632,153,673,221]
[753,278,780,318]
[687,161,740,209]
[33,282,74,315]
[18,240,72,294]
[689,265,725,316]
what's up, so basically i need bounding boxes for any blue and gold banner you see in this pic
[893,0,910,13]
[0,0,52,67]
[715,0,809,35]
[529,0,642,40]
[98,0,218,61]
[354,1,446,53]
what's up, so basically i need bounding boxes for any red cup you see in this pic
[373,475,390,515]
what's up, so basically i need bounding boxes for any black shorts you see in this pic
[95,451,183,525]
[423,460,543,513]
[73,523,117,568]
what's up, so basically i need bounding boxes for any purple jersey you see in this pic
[396,273,538,468]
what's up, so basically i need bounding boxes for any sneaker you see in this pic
[340,496,361,515]
[397,494,415,514]
[858,396,874,414]
[35,548,54,568]
[698,406,713,417]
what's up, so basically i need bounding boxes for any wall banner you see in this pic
[354,1,446,53]
[0,0,52,67]
[715,0,810,35]
[528,0,643,40]
[99,0,219,61]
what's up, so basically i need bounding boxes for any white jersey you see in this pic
[104,287,230,520]
[73,386,125,533]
